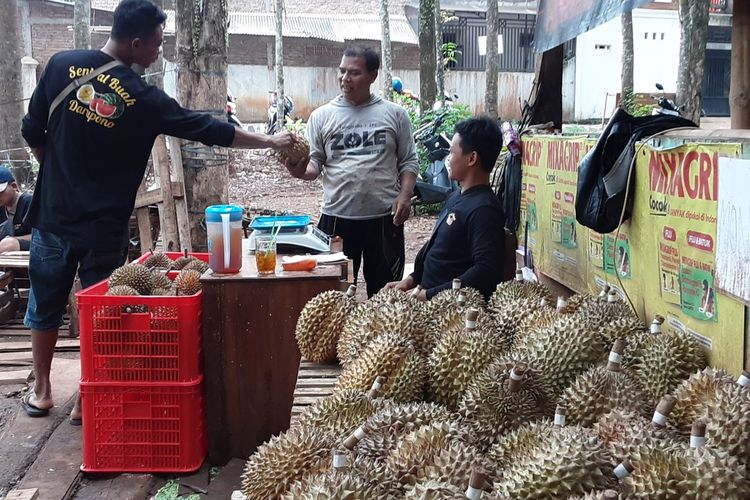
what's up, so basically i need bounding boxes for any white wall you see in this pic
[574,8,680,121]
[163,61,534,122]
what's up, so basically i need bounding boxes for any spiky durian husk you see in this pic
[149,271,172,291]
[458,360,554,450]
[106,285,139,296]
[704,381,750,467]
[514,306,563,337]
[151,287,175,296]
[596,317,646,348]
[424,305,499,356]
[670,367,735,435]
[240,427,335,499]
[427,286,486,311]
[486,420,557,470]
[634,331,707,404]
[143,252,172,269]
[404,480,468,499]
[593,409,681,459]
[620,331,652,369]
[356,401,455,460]
[385,421,494,489]
[108,264,153,295]
[105,284,148,312]
[573,295,637,327]
[174,269,202,295]
[336,333,426,403]
[295,289,357,363]
[622,443,750,499]
[183,258,209,274]
[511,316,608,397]
[491,425,617,499]
[271,132,310,166]
[338,300,426,365]
[294,389,376,436]
[568,490,622,500]
[559,366,650,427]
[489,280,551,310]
[427,328,509,410]
[488,297,542,344]
[170,255,196,270]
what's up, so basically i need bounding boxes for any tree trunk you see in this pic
[730,0,750,129]
[275,0,285,130]
[74,0,91,50]
[435,0,444,103]
[175,0,229,251]
[485,0,498,118]
[418,0,437,113]
[146,0,165,89]
[380,0,393,101]
[0,0,25,159]
[621,8,634,113]
[676,0,710,125]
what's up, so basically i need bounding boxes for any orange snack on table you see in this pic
[282,258,317,272]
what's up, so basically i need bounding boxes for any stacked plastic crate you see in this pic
[77,252,208,473]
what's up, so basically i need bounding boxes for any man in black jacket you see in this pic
[386,116,506,300]
[20,0,294,422]
[0,165,33,253]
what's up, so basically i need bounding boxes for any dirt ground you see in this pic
[227,149,437,266]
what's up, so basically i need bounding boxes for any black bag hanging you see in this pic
[575,108,695,234]
[502,152,522,232]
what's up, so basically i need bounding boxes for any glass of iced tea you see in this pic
[255,238,277,275]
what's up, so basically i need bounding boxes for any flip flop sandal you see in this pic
[69,416,82,426]
[21,391,50,418]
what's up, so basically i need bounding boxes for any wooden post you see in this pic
[730,0,750,129]
[153,135,179,251]
[485,0,499,118]
[168,136,193,251]
[135,177,153,254]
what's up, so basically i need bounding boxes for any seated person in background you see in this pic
[386,116,506,300]
[0,165,32,253]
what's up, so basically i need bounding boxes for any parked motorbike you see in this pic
[651,83,682,117]
[266,90,295,135]
[412,109,459,205]
[227,89,243,128]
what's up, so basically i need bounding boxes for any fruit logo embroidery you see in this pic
[68,83,125,129]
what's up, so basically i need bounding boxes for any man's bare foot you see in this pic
[70,394,82,422]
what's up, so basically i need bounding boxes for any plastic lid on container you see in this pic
[205,205,243,222]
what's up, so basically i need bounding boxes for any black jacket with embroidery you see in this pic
[411,185,506,300]
[21,49,236,250]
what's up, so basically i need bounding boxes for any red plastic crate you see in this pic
[77,252,208,384]
[80,378,207,473]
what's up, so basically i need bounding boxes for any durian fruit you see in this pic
[670,367,735,435]
[404,480,468,499]
[338,297,427,364]
[458,360,554,450]
[427,309,509,410]
[384,421,495,489]
[336,333,426,403]
[568,490,620,500]
[593,406,681,459]
[270,132,310,166]
[170,250,195,270]
[294,388,377,436]
[174,269,202,295]
[427,280,486,311]
[633,329,707,404]
[573,289,637,326]
[355,401,455,460]
[150,287,175,296]
[143,251,171,269]
[488,272,551,310]
[183,258,209,274]
[240,426,335,499]
[295,285,358,363]
[491,424,618,499]
[558,340,650,427]
[511,316,608,397]
[106,284,147,313]
[486,419,559,470]
[149,270,173,291]
[704,381,750,467]
[108,263,153,295]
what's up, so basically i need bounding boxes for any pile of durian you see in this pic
[106,251,208,299]
[240,275,750,499]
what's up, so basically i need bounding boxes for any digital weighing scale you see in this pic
[248,215,331,254]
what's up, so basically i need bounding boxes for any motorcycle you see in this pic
[651,83,681,116]
[227,89,243,128]
[266,90,295,135]
[412,109,459,205]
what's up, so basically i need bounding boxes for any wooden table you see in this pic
[201,252,346,465]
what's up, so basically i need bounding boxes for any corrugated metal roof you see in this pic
[164,12,419,45]
[407,0,538,14]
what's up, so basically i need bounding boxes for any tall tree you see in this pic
[0,0,25,159]
[621,8,634,113]
[730,0,749,128]
[275,0,286,130]
[676,0,710,125]
[484,0,498,118]
[74,0,91,50]
[419,0,437,113]
[380,0,393,101]
[435,0,444,103]
[175,0,230,250]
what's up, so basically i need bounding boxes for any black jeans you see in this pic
[318,214,405,298]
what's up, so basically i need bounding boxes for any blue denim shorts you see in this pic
[24,229,127,331]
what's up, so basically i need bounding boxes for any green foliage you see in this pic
[154,481,201,500]
[392,91,421,131]
[441,42,461,68]
[632,103,656,117]
[285,118,307,135]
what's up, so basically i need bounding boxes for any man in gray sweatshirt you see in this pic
[285,47,419,297]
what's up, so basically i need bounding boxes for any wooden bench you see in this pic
[290,359,342,423]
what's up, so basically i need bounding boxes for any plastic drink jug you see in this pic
[206,205,243,274]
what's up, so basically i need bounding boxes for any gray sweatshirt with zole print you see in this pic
[306,94,419,220]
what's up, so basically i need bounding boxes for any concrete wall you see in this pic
[574,8,681,121]
[164,63,535,122]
